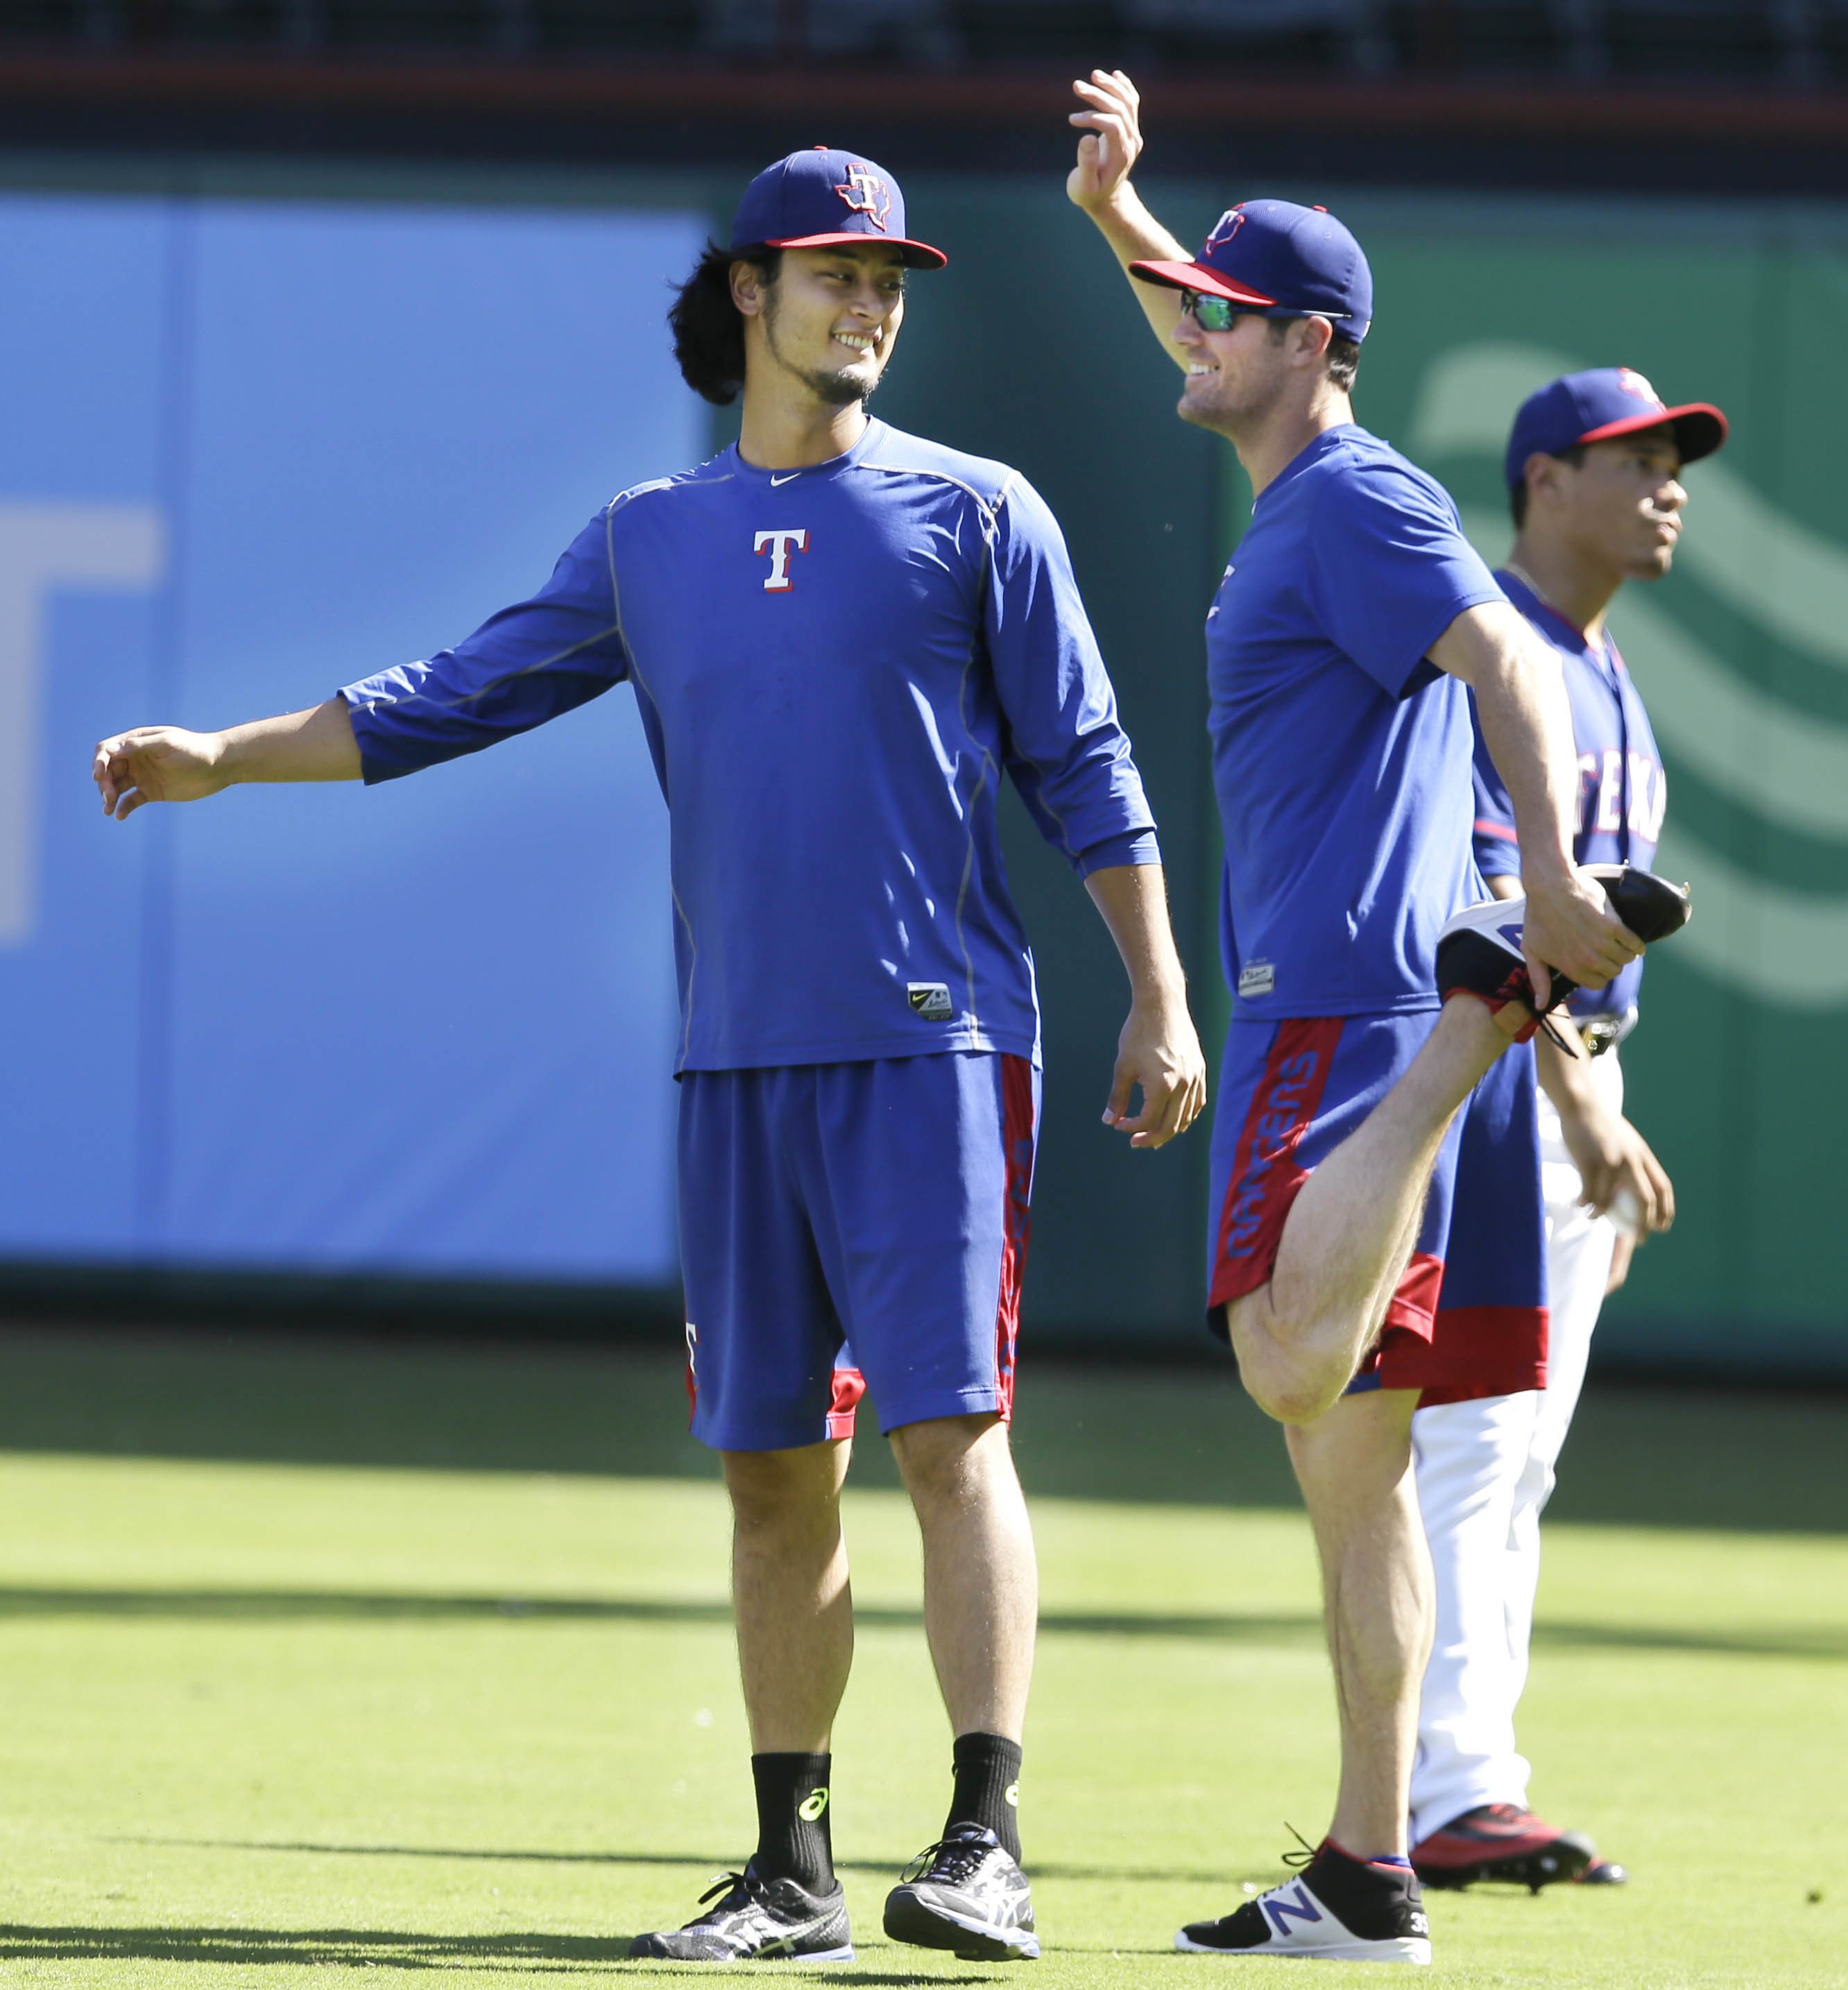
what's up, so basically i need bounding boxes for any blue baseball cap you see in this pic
[1130,199,1372,342]
[1505,367,1727,488]
[728,148,946,269]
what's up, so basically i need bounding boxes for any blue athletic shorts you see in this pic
[1205,1012,1548,1403]
[676,1051,1039,1452]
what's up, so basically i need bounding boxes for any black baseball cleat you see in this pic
[1176,1843,1431,1964]
[1580,1858,1630,1886]
[1410,1803,1598,1894]
[883,1825,1039,1961]
[1437,864,1691,1043]
[627,1863,855,1962]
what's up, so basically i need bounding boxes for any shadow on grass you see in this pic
[0,1923,1003,1981]
[0,1924,991,1980]
[8,1585,1845,1659]
[0,1923,632,1970]
[126,1837,1238,1888]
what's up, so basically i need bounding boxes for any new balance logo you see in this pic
[754,527,808,591]
[1263,1885,1324,1937]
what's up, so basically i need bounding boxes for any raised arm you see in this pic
[1067,69,1192,371]
[94,509,631,823]
[94,698,360,820]
[1430,600,1641,1002]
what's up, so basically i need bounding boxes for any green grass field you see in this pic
[0,1325,1842,1988]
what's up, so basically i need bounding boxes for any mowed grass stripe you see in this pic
[0,1445,1842,1988]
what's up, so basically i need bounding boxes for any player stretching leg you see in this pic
[1067,74,1653,1964]
[93,149,1206,1964]
[1408,369,1726,1894]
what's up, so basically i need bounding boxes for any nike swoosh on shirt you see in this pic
[770,472,801,486]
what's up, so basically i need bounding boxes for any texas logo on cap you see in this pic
[1129,197,1374,343]
[728,148,946,269]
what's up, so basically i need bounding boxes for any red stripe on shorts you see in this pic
[993,1053,1036,1422]
[825,1365,867,1441]
[1208,1018,1344,1309]
[683,1322,699,1425]
[1387,1302,1550,1404]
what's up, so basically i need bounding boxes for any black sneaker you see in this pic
[1176,1844,1431,1964]
[628,1863,854,1963]
[883,1825,1039,1961]
[1437,865,1691,1037]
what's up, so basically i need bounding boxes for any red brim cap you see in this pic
[1128,258,1278,307]
[1578,401,1729,464]
[767,230,948,270]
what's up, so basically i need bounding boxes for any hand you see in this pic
[93,726,229,820]
[1521,866,1643,1008]
[1605,1230,1636,1296]
[1068,69,1145,212]
[1102,989,1206,1150]
[1556,1099,1675,1234]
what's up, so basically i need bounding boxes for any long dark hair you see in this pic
[669,239,782,406]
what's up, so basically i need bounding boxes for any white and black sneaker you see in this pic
[628,1863,854,1963]
[1177,1843,1431,1964]
[1437,864,1691,1044]
[883,1825,1039,1961]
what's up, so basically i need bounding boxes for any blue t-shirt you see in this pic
[1206,425,1504,1021]
[341,419,1158,1073]
[1473,568,1665,1021]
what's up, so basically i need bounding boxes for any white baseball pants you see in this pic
[1407,1055,1623,1844]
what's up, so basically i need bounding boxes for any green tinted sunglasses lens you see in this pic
[1182,289,1241,332]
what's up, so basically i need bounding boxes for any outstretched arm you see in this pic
[1067,69,1192,371]
[1431,600,1641,1003]
[94,697,361,820]
[1084,862,1206,1150]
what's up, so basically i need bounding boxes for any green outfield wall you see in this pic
[4,153,1841,1377]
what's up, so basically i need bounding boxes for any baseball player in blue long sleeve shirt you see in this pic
[94,147,1206,1964]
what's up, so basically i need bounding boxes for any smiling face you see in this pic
[735,242,907,409]
[1532,427,1688,581]
[1170,303,1301,437]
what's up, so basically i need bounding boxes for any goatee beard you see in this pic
[764,298,880,409]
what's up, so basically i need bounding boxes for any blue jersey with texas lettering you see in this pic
[1472,567,1665,1020]
[340,418,1158,1073]
[1207,425,1504,1021]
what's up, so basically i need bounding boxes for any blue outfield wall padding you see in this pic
[0,191,705,1286]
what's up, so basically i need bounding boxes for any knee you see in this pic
[891,1413,1008,1513]
[1227,1303,1347,1426]
[723,1447,842,1542]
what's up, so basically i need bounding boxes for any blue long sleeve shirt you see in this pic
[341,419,1160,1072]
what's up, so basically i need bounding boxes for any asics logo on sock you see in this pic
[1263,1885,1324,1936]
[798,1787,830,1821]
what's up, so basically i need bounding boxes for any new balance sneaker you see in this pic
[1411,1803,1598,1893]
[1177,1844,1430,1964]
[1437,864,1691,1037]
[883,1825,1039,1961]
[627,1863,854,1962]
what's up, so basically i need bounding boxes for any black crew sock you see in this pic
[750,1751,835,1891]
[946,1731,1023,1863]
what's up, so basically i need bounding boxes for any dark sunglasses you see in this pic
[1179,288,1251,332]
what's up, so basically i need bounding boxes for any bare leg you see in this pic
[1231,997,1516,1424]
[889,1413,1037,1740]
[1287,1388,1432,1860]
[723,1440,855,1751]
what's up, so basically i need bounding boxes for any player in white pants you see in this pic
[1409,366,1728,1891]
